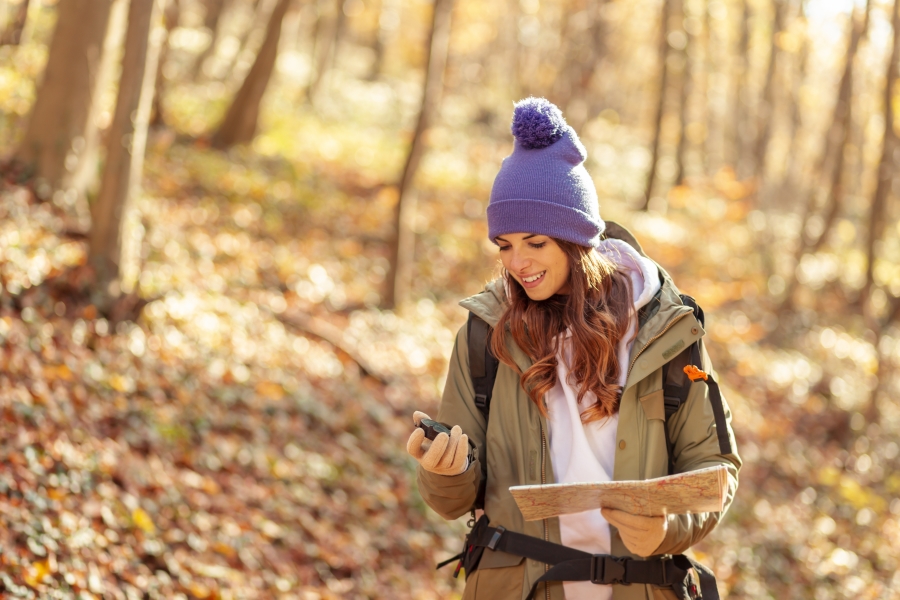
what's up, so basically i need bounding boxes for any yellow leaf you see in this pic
[189,582,213,599]
[213,541,236,558]
[818,467,840,486]
[668,185,693,208]
[836,475,886,512]
[838,477,870,509]
[886,474,900,494]
[255,381,284,400]
[202,477,221,495]
[44,364,73,382]
[376,186,399,208]
[132,508,156,534]
[24,560,51,588]
[109,375,129,392]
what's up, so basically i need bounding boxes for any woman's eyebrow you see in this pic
[495,234,539,243]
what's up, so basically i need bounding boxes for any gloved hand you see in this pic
[601,508,667,557]
[406,411,469,476]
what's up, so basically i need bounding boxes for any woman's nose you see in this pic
[508,250,530,272]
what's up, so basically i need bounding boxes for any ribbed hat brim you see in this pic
[487,198,605,248]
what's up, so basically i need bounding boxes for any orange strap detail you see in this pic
[683,365,708,382]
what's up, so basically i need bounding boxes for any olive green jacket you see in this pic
[417,223,741,600]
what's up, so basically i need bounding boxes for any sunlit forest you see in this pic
[0,0,899,597]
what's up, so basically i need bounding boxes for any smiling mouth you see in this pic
[522,271,546,283]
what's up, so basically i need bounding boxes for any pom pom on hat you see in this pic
[511,97,567,150]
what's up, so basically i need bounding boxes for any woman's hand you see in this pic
[406,411,469,476]
[601,508,667,557]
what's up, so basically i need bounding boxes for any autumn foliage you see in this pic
[1,0,900,598]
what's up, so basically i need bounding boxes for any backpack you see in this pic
[452,293,732,600]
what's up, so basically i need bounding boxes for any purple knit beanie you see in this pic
[487,97,605,248]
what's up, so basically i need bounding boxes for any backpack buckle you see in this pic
[474,393,488,411]
[590,555,627,585]
[486,526,506,550]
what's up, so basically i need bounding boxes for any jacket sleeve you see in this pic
[416,324,488,520]
[655,341,742,556]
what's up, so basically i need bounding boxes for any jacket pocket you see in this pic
[638,388,670,478]
[478,548,526,570]
[639,389,665,421]
[463,562,525,600]
[649,585,681,600]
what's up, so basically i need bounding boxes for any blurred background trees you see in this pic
[13,0,114,193]
[1,0,900,597]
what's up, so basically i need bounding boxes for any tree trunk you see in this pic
[307,0,345,105]
[861,0,900,308]
[550,0,579,108]
[800,2,868,250]
[640,0,672,210]
[703,0,720,172]
[220,0,272,85]
[0,0,29,45]
[496,0,521,101]
[190,0,228,80]
[753,0,787,181]
[583,0,608,119]
[384,0,454,309]
[727,0,750,173]
[15,0,114,193]
[781,0,809,198]
[367,0,394,80]
[553,0,606,128]
[780,2,869,310]
[211,0,292,149]
[89,0,162,298]
[675,0,691,185]
[67,0,129,200]
[326,0,347,81]
[150,0,181,127]
[304,0,327,96]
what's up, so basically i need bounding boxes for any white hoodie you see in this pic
[545,239,661,600]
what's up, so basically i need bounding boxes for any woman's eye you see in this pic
[529,242,546,249]
[498,246,511,252]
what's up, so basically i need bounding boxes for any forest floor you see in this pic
[0,129,475,598]
[2,72,900,600]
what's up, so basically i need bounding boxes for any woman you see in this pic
[406,98,741,600]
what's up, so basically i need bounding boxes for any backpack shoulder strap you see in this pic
[466,312,499,419]
[661,295,704,419]
[661,295,732,474]
[662,343,692,475]
[466,312,499,510]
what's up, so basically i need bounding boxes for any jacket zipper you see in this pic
[541,424,550,600]
[626,310,692,378]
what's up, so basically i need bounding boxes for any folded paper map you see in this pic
[509,465,729,521]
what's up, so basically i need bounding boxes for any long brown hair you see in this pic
[490,240,634,423]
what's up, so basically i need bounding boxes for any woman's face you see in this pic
[496,233,571,300]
